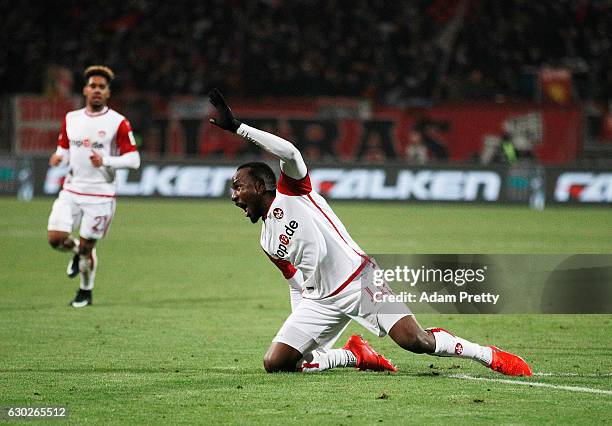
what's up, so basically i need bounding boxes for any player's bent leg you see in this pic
[70,199,113,306]
[48,230,80,278]
[271,337,395,373]
[263,342,303,373]
[48,194,81,278]
[47,194,80,254]
[389,317,532,376]
[77,237,97,289]
[295,320,359,373]
[271,326,360,373]
[77,237,96,276]
[271,298,382,373]
[69,237,97,308]
[292,318,395,373]
[427,327,532,376]
[388,315,436,354]
[47,230,78,252]
[270,294,397,373]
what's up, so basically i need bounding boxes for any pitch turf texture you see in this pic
[1,198,610,425]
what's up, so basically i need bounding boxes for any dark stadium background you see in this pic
[0,0,610,205]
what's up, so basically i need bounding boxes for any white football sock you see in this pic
[72,239,80,254]
[428,328,492,366]
[79,249,97,291]
[298,348,357,372]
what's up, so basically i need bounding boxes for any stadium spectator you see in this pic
[1,1,611,104]
[405,119,450,163]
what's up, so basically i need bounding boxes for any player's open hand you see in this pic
[209,88,241,133]
[89,150,103,167]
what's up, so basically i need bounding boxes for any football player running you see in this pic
[47,66,140,307]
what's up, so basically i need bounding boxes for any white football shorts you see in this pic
[47,190,116,240]
[273,263,412,354]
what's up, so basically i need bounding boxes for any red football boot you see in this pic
[488,345,533,376]
[343,335,397,372]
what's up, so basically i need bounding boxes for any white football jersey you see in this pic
[261,172,369,300]
[57,106,137,197]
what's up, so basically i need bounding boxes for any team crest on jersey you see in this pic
[279,234,290,245]
[98,130,106,138]
[273,208,284,219]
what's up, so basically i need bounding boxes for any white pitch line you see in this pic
[447,374,612,396]
[534,372,612,378]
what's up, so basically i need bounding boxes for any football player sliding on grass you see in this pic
[209,89,532,376]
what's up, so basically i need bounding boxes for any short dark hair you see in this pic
[84,65,115,85]
[237,162,276,191]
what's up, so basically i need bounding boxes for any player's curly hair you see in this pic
[84,65,115,84]
[237,162,277,192]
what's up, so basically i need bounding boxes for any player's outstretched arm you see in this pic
[209,89,307,180]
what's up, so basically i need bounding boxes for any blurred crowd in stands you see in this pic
[2,0,611,105]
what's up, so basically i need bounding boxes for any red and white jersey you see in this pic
[57,106,137,197]
[262,172,369,300]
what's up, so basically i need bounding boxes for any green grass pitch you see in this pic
[1,198,610,424]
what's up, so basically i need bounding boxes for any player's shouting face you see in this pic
[231,167,268,224]
[83,76,110,111]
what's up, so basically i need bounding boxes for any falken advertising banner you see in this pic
[32,159,610,204]
[39,161,504,202]
[548,169,612,204]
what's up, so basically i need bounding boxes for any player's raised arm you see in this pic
[208,89,307,180]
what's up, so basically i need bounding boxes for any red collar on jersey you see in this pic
[85,106,109,117]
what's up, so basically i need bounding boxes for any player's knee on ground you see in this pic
[263,353,297,373]
[263,343,302,373]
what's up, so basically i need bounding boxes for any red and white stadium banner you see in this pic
[12,96,581,164]
[12,96,81,154]
[206,101,581,164]
[164,98,582,164]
